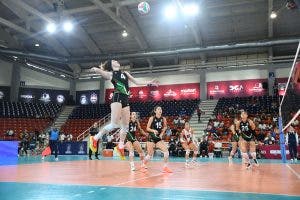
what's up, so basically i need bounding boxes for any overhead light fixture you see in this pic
[46,23,56,33]
[270,11,277,19]
[60,74,66,78]
[35,43,40,47]
[183,3,199,16]
[63,21,74,32]
[122,30,128,37]
[12,56,18,59]
[164,5,177,19]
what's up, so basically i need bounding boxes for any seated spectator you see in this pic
[199,137,208,157]
[106,134,114,149]
[259,123,266,130]
[6,129,15,137]
[292,119,299,126]
[213,120,220,128]
[66,133,73,141]
[219,121,224,128]
[173,117,179,127]
[179,117,185,126]
[166,126,172,137]
[60,132,66,141]
[168,138,177,156]
[264,132,275,145]
[256,130,265,143]
[273,115,278,123]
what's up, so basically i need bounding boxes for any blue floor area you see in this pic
[0,182,299,200]
[10,155,299,165]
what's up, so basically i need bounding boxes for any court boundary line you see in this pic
[286,164,300,179]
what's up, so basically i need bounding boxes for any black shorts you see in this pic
[126,132,137,143]
[148,132,162,144]
[112,93,129,108]
[241,133,254,142]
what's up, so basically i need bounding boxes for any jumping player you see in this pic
[144,106,172,173]
[126,112,146,171]
[180,121,198,167]
[236,111,258,169]
[228,118,240,163]
[89,60,157,159]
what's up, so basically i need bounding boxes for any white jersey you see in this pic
[181,128,193,143]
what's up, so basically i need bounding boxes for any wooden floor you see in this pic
[0,158,299,197]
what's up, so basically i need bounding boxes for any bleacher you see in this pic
[62,99,200,140]
[0,101,62,140]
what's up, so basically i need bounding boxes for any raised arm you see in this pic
[89,62,113,80]
[124,71,158,86]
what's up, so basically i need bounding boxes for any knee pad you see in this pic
[164,151,169,158]
[185,149,190,155]
[129,151,134,157]
[250,152,256,158]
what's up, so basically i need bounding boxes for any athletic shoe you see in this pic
[89,157,92,160]
[55,157,58,161]
[141,161,147,169]
[253,159,259,167]
[291,159,294,163]
[185,162,190,167]
[89,136,97,153]
[130,163,136,171]
[228,156,233,164]
[246,163,252,170]
[41,156,45,160]
[114,145,125,160]
[162,166,173,173]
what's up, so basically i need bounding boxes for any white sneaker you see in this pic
[55,158,58,161]
[291,159,294,163]
[41,156,45,160]
[130,163,136,171]
[185,162,190,167]
[228,157,233,163]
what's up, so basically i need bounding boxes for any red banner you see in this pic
[105,83,200,102]
[259,145,300,159]
[276,77,300,96]
[207,79,268,99]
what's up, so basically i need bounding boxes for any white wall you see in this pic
[275,67,290,78]
[105,74,200,89]
[0,60,13,86]
[76,80,100,91]
[206,69,268,82]
[20,67,70,89]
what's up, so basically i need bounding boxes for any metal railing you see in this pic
[76,113,111,141]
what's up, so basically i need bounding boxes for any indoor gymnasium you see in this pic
[0,0,300,199]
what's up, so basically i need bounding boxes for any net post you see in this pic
[278,116,287,163]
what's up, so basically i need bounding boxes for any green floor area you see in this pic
[0,182,298,200]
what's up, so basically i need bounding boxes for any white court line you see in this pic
[286,164,300,179]
[114,172,163,186]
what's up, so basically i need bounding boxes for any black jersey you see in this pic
[151,117,163,134]
[111,71,129,96]
[127,121,138,143]
[129,121,138,134]
[240,120,253,141]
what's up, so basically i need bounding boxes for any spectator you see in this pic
[179,117,185,126]
[106,134,114,149]
[213,120,220,128]
[44,127,59,161]
[286,126,299,163]
[60,132,66,141]
[264,132,275,145]
[199,137,208,157]
[292,119,299,126]
[66,133,73,141]
[166,126,172,137]
[197,107,204,123]
[168,138,177,156]
[89,123,99,160]
[259,123,266,130]
[179,108,186,117]
[173,117,179,127]
[6,129,15,140]
[256,130,265,143]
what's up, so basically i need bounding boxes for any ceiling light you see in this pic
[63,21,74,32]
[60,74,66,78]
[164,5,177,19]
[35,43,40,47]
[122,30,128,37]
[46,23,56,33]
[270,11,277,19]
